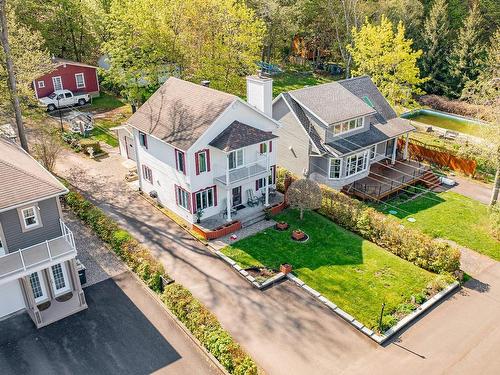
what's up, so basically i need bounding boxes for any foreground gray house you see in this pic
[0,137,86,327]
[272,76,417,194]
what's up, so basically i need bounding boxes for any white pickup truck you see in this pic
[39,89,91,111]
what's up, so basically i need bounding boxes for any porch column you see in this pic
[226,154,232,221]
[226,188,232,222]
[68,259,87,307]
[20,276,42,326]
[391,137,397,165]
[264,141,270,207]
[403,133,409,160]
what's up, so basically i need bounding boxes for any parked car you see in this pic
[38,89,91,111]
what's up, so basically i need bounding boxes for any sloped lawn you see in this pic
[222,210,438,330]
[384,191,499,261]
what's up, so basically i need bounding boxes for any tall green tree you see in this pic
[421,0,451,95]
[11,0,106,63]
[348,16,427,110]
[448,4,486,97]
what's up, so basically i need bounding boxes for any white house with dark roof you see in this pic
[123,76,280,227]
[272,76,421,197]
[0,137,87,327]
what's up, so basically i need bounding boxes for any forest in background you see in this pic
[2,0,499,114]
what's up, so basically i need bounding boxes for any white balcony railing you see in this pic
[0,220,76,284]
[214,158,269,185]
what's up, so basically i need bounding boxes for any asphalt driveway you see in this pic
[0,272,220,375]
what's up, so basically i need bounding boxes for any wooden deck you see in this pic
[343,159,438,201]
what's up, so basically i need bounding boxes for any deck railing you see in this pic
[0,220,76,282]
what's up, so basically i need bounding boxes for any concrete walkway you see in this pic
[56,148,500,375]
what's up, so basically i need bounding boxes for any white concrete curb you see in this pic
[286,274,460,345]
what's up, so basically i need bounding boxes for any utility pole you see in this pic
[0,0,29,152]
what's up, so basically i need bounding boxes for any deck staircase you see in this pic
[420,170,441,190]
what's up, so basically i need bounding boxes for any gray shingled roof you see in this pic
[127,77,237,150]
[282,93,327,155]
[209,121,277,152]
[326,118,415,155]
[289,81,376,125]
[338,76,397,123]
[0,138,67,211]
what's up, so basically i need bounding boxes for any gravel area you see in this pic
[211,219,276,251]
[63,210,126,287]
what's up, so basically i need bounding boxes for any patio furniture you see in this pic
[246,189,260,207]
[220,198,237,219]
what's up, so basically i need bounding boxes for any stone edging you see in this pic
[213,249,287,289]
[287,273,460,345]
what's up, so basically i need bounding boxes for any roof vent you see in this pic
[200,80,210,87]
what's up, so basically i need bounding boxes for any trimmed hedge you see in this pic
[276,167,461,274]
[63,189,258,375]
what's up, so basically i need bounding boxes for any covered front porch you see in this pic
[199,191,283,230]
[343,158,435,201]
[0,222,87,328]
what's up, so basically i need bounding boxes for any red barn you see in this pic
[33,58,100,98]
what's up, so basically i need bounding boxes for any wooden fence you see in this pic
[398,139,476,176]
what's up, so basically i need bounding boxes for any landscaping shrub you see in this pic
[276,167,461,274]
[162,284,257,375]
[80,139,102,155]
[62,188,258,374]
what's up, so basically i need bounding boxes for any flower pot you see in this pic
[280,263,292,274]
[292,230,305,241]
[275,221,289,231]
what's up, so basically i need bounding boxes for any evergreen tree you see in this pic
[448,4,486,97]
[421,0,451,95]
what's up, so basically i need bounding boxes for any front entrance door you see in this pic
[386,139,395,157]
[48,262,72,296]
[125,136,136,161]
[29,271,49,304]
[232,186,242,207]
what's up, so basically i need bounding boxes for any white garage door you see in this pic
[0,280,26,318]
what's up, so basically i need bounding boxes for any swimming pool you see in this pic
[401,109,485,137]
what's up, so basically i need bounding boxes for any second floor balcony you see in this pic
[214,158,269,186]
[0,220,76,285]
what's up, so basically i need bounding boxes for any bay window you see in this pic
[345,150,369,177]
[228,149,244,170]
[329,158,342,179]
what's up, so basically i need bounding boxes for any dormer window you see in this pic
[331,118,363,135]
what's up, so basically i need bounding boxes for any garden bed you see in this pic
[221,209,453,333]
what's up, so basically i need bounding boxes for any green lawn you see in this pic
[89,93,127,112]
[272,71,336,97]
[383,191,499,261]
[222,210,437,330]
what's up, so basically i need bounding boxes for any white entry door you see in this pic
[49,262,71,296]
[52,76,63,91]
[29,271,49,304]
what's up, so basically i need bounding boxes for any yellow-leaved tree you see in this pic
[348,16,427,112]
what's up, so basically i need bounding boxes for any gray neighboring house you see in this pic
[0,137,86,328]
[272,76,415,191]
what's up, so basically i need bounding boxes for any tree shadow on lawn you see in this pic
[227,209,364,271]
[379,191,446,219]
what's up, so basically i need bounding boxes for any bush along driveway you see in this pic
[62,187,258,375]
[381,191,500,261]
[222,210,455,333]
